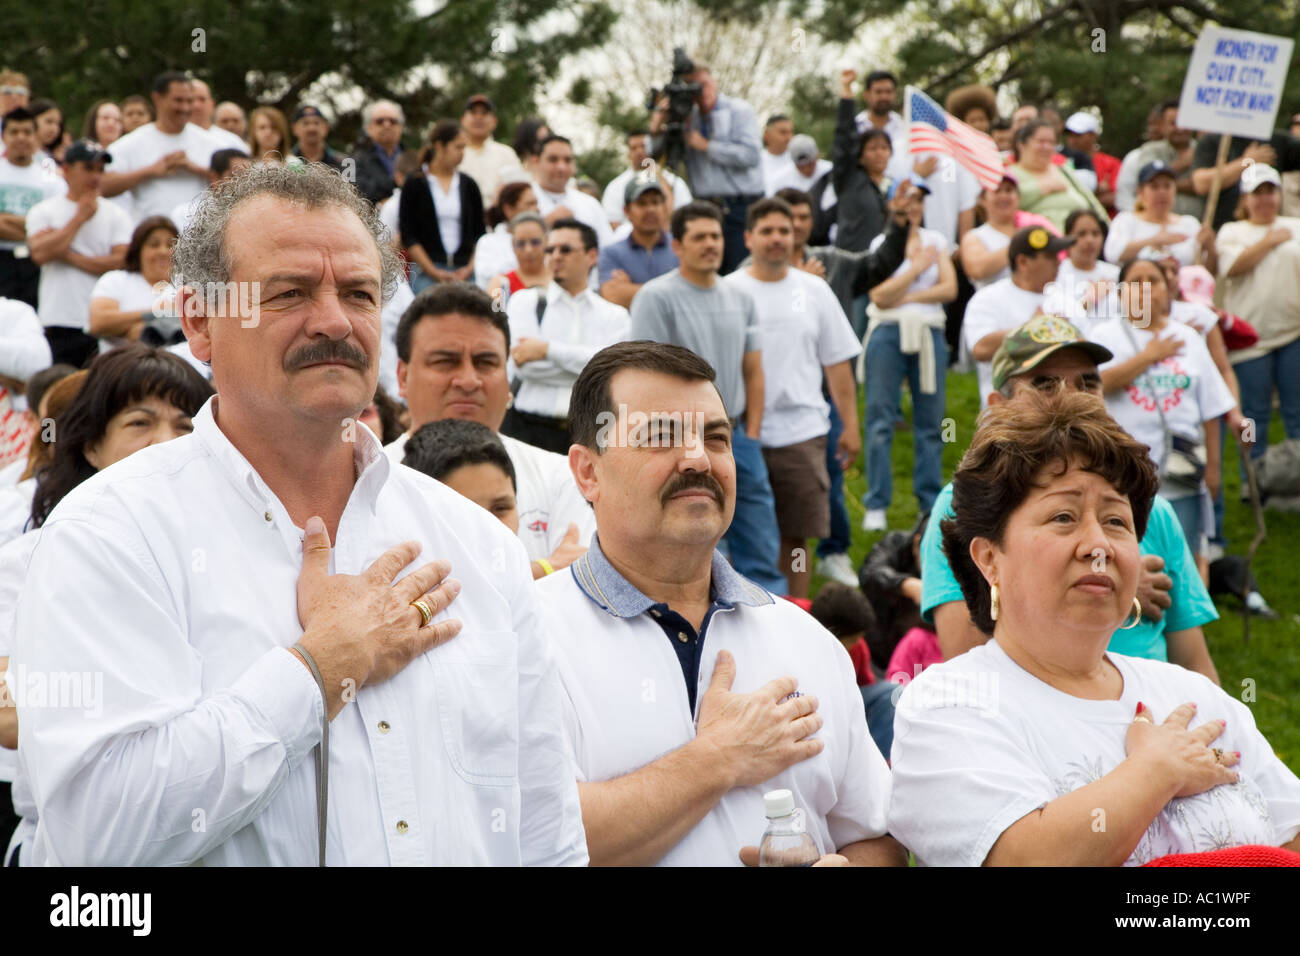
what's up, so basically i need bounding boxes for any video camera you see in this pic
[646,47,701,176]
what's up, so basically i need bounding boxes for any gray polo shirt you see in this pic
[629,269,761,418]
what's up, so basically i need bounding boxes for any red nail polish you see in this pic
[1234,751,1241,759]
[1135,701,1144,716]
[1220,719,1227,727]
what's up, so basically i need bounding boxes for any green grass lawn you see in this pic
[812,367,1300,774]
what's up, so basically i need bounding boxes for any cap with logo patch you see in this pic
[1008,225,1074,265]
[991,312,1113,391]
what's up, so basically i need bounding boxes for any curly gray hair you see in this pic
[172,161,400,304]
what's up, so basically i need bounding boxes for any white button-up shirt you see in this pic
[506,281,631,419]
[13,396,587,866]
[384,431,595,564]
[537,538,892,865]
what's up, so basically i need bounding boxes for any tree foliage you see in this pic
[9,0,614,149]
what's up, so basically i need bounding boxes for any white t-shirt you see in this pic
[1091,316,1236,476]
[1170,299,1217,338]
[473,226,515,289]
[0,158,66,251]
[26,195,133,330]
[768,158,833,196]
[916,158,980,245]
[964,223,1012,289]
[198,124,249,153]
[761,149,796,196]
[89,270,175,353]
[1045,258,1120,333]
[459,139,521,207]
[724,269,861,448]
[1104,211,1202,267]
[963,277,1061,406]
[888,639,1300,866]
[869,227,950,316]
[383,431,596,564]
[107,123,220,221]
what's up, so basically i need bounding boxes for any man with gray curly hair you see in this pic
[14,161,587,866]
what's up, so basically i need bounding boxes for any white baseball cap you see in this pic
[1240,163,1281,193]
[1065,111,1099,135]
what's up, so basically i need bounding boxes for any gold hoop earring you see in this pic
[1120,596,1142,629]
[989,583,1000,622]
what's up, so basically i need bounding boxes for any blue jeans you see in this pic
[1235,337,1300,476]
[722,426,787,593]
[849,293,870,343]
[817,389,852,558]
[409,262,437,294]
[1166,493,1204,555]
[863,323,947,514]
[860,681,896,760]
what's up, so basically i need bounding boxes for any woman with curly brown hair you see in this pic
[888,389,1300,865]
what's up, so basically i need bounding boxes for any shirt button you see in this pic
[677,631,689,644]
[263,511,273,523]
[377,720,390,734]
[650,609,661,618]
[396,820,409,834]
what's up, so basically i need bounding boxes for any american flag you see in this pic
[905,85,1004,191]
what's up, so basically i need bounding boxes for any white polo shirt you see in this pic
[537,538,892,866]
[13,396,587,866]
[385,430,596,564]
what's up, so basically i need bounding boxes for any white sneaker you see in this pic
[819,552,858,587]
[862,509,887,532]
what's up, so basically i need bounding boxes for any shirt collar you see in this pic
[569,534,774,619]
[548,279,589,305]
[192,395,391,520]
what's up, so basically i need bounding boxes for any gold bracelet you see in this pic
[537,558,556,576]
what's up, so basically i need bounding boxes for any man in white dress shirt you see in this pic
[504,218,631,455]
[537,340,903,866]
[13,162,587,866]
[531,135,613,249]
[387,282,595,579]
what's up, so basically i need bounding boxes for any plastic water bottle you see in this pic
[758,789,820,867]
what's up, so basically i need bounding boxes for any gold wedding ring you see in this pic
[411,598,434,628]
[1212,747,1225,763]
[1133,714,1153,723]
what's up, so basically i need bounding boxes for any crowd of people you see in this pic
[0,53,1297,867]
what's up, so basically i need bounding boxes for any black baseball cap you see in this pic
[1138,159,1176,185]
[292,105,327,123]
[63,140,111,165]
[464,94,495,113]
[1008,225,1074,263]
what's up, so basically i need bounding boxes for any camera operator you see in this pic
[648,55,762,275]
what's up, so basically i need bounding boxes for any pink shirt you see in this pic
[887,626,943,685]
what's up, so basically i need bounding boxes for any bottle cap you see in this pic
[763,789,795,818]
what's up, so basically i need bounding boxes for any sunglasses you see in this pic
[370,117,401,126]
[544,244,579,255]
[513,237,544,249]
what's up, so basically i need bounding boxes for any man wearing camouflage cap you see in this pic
[916,312,1220,680]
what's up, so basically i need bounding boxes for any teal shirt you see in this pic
[918,483,1217,661]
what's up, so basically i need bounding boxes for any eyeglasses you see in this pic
[514,237,544,249]
[544,244,578,255]
[371,117,401,126]
[0,86,28,96]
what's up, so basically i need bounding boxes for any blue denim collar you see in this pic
[569,534,774,618]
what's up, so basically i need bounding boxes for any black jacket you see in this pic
[349,137,398,204]
[833,97,890,252]
[397,172,485,269]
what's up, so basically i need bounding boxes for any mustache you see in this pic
[284,339,371,372]
[661,471,724,508]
